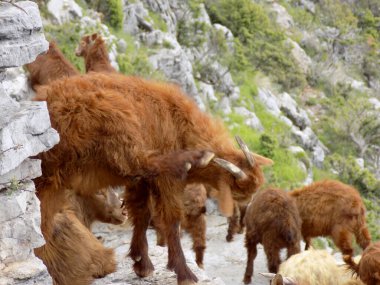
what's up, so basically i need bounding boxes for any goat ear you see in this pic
[216,184,234,217]
[272,274,284,285]
[252,153,274,166]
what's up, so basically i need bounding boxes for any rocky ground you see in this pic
[93,214,273,285]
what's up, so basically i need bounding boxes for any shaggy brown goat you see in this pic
[75,33,117,73]
[243,188,302,284]
[25,41,79,90]
[289,180,371,264]
[153,183,208,268]
[347,241,380,285]
[36,182,126,239]
[35,183,126,285]
[226,201,248,242]
[34,209,117,285]
[32,71,272,285]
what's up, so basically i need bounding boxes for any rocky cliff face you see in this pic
[0,2,58,284]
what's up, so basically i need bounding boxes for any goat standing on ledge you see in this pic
[289,180,371,265]
[75,33,117,73]
[32,71,273,285]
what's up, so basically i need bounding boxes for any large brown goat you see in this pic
[243,188,302,284]
[32,71,272,285]
[347,241,380,285]
[289,180,371,264]
[25,41,79,90]
[75,33,117,73]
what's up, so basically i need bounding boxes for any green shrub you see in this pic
[325,154,380,196]
[259,134,276,159]
[86,0,123,30]
[44,22,85,72]
[205,0,306,90]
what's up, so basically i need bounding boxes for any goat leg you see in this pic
[167,222,198,285]
[125,181,154,277]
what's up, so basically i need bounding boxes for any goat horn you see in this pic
[213,158,247,180]
[199,151,215,167]
[235,135,255,167]
[185,162,192,171]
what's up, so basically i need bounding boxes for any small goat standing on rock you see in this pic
[289,180,371,264]
[75,33,117,73]
[243,188,302,284]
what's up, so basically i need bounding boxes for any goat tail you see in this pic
[355,207,371,250]
[343,254,360,276]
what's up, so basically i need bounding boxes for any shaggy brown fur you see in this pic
[25,41,79,90]
[289,180,371,264]
[34,210,117,285]
[347,242,380,285]
[75,33,116,73]
[36,182,126,239]
[32,72,272,284]
[154,183,208,268]
[226,201,248,242]
[243,188,301,284]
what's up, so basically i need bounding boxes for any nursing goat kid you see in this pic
[75,33,117,73]
[226,201,248,242]
[289,180,371,264]
[33,72,273,285]
[34,209,117,285]
[25,41,79,90]
[347,241,380,285]
[35,184,126,285]
[243,188,302,284]
[153,183,208,268]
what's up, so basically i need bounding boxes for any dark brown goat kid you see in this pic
[243,188,302,284]
[289,180,371,264]
[32,71,273,285]
[347,241,380,285]
[75,33,117,73]
[25,41,79,90]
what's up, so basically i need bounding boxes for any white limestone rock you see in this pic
[47,0,83,24]
[0,101,59,176]
[0,1,48,68]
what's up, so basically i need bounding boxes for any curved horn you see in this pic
[213,158,247,180]
[235,135,255,167]
[199,151,215,167]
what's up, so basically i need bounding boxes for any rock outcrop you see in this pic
[0,2,58,284]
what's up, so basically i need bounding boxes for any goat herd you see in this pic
[23,33,379,285]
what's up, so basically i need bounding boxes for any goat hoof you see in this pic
[133,258,154,277]
[178,281,197,285]
[243,275,252,284]
[226,235,233,242]
[134,255,142,262]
